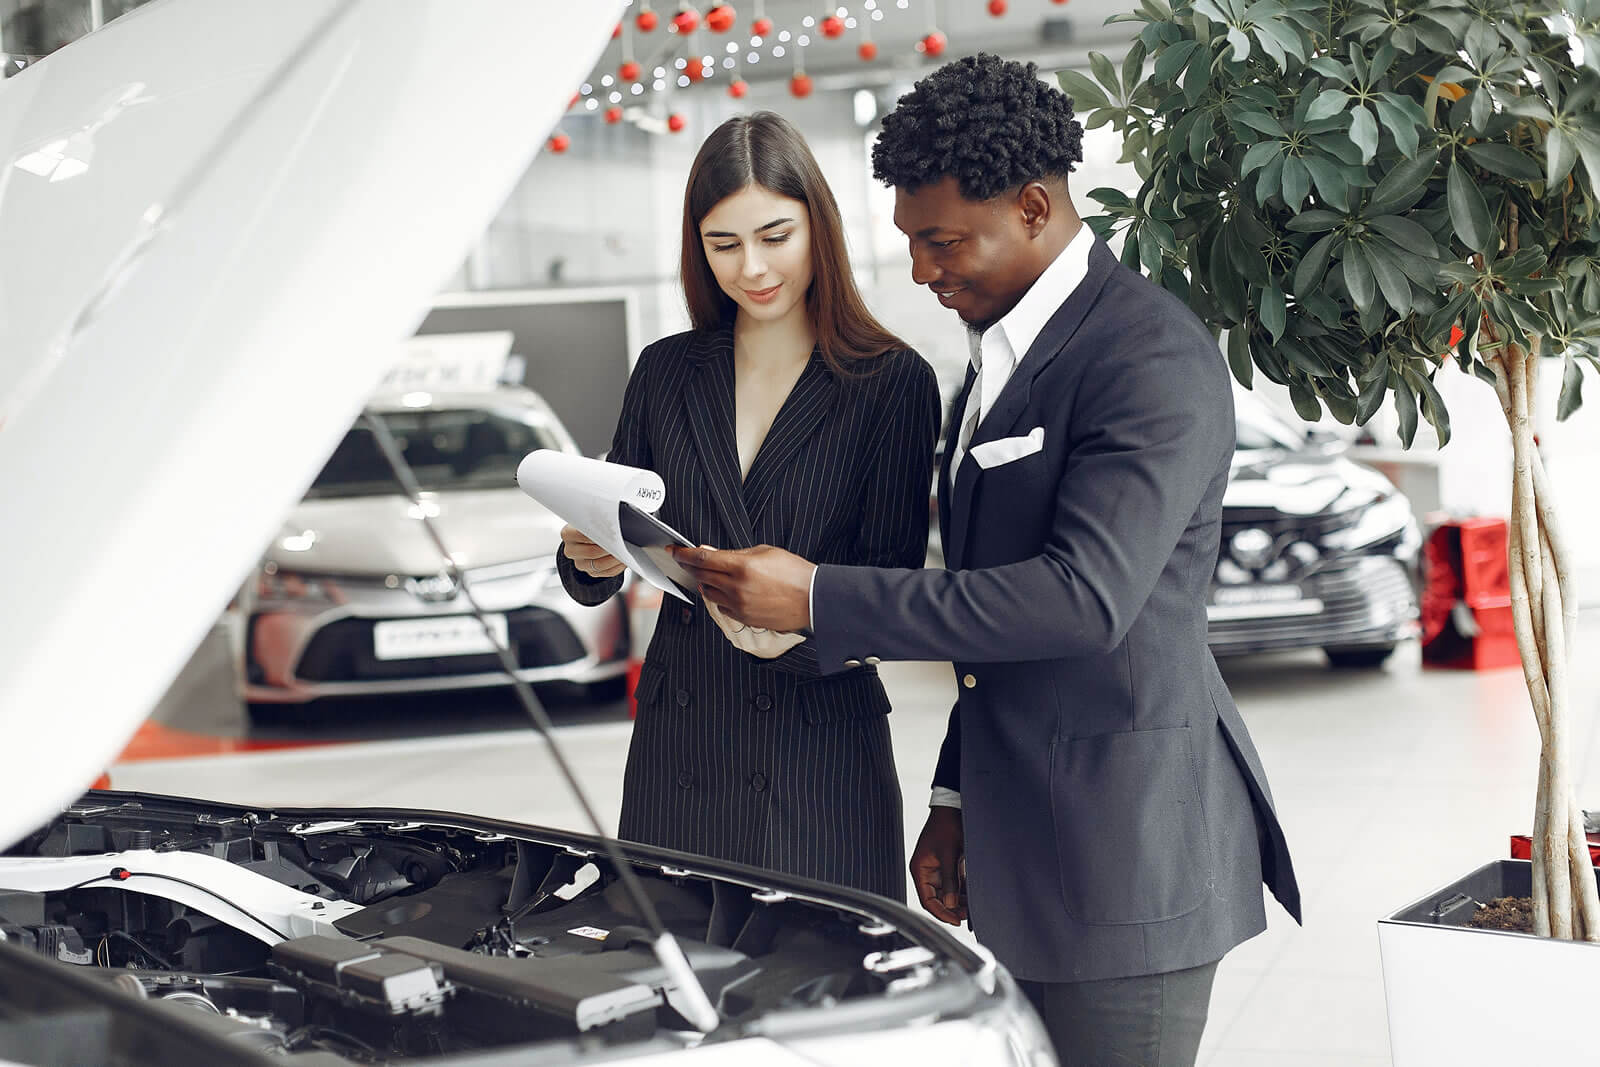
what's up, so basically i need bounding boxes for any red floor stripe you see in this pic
[113,721,337,763]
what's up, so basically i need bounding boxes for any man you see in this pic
[674,54,1300,1066]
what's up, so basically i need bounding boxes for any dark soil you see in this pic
[1467,896,1536,933]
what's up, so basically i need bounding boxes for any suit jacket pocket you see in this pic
[801,676,892,725]
[970,426,1045,469]
[633,662,666,711]
[1050,727,1210,925]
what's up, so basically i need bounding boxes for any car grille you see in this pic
[1207,556,1417,654]
[292,607,587,683]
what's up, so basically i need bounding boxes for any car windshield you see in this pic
[305,407,565,498]
[1235,406,1306,451]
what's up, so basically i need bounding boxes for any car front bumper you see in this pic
[1207,554,1420,657]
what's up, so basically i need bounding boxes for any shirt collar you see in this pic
[969,221,1094,370]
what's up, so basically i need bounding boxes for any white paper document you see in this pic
[516,450,696,601]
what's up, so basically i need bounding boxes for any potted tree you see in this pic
[1059,0,1600,1058]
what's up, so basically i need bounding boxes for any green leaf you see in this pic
[1155,40,1200,83]
[1548,126,1579,188]
[1089,188,1136,210]
[1365,243,1414,315]
[1367,215,1438,254]
[1559,356,1585,421]
[1343,244,1377,308]
[1286,209,1343,233]
[1227,326,1254,387]
[1464,142,1543,182]
[1090,51,1122,99]
[1182,42,1213,105]
[1226,26,1252,62]
[1058,70,1112,112]
[1447,161,1494,255]
[1393,375,1419,447]
[1410,367,1451,446]
[1469,86,1492,132]
[1371,95,1421,158]
[1241,139,1283,176]
[1256,151,1286,208]
[1367,150,1439,216]
[1261,285,1287,343]
[1122,40,1147,97]
[1235,111,1288,138]
[1348,105,1380,164]
[1289,380,1325,421]
[1301,155,1350,211]
[1356,359,1388,423]
[1282,155,1311,211]
[1307,89,1350,121]
[1293,232,1338,296]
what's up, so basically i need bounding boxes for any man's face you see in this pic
[892,176,1045,330]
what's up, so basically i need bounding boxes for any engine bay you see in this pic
[0,793,981,1063]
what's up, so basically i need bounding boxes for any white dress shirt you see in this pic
[931,222,1094,811]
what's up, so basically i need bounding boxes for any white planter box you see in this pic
[1379,859,1600,1064]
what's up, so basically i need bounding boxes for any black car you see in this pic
[1208,394,1422,667]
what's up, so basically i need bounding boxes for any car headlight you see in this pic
[256,564,343,607]
[974,969,1058,1067]
[1322,493,1415,553]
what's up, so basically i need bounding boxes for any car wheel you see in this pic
[1323,645,1396,669]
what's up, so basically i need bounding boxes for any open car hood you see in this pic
[0,0,621,851]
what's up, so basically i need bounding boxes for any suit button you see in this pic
[865,656,881,666]
[844,659,862,668]
[963,674,977,689]
[749,773,768,793]
[679,607,694,626]
[675,689,691,707]
[677,771,693,789]
[754,694,773,711]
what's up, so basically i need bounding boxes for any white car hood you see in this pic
[0,0,622,850]
[273,490,565,576]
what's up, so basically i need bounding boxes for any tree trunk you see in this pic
[1490,339,1600,941]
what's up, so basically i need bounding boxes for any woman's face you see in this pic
[698,183,814,326]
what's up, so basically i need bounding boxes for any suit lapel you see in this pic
[946,239,1117,567]
[742,349,835,527]
[682,329,756,548]
[937,365,975,554]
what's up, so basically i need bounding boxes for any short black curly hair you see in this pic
[871,53,1083,201]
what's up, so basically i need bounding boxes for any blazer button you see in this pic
[963,674,977,689]
[749,772,768,793]
[679,607,694,626]
[677,771,693,789]
[675,689,691,707]
[844,659,862,668]
[864,656,881,666]
[754,694,773,711]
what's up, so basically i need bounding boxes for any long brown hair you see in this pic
[680,111,904,374]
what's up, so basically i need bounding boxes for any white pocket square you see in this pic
[970,426,1045,469]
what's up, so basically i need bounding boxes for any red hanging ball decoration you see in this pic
[821,15,846,38]
[637,7,659,31]
[706,4,736,32]
[858,40,878,60]
[668,113,688,132]
[605,105,624,124]
[790,72,813,97]
[685,59,709,82]
[620,60,642,82]
[988,0,1007,14]
[569,91,580,108]
[919,30,947,56]
[1051,0,1069,5]
[751,15,774,35]
[612,21,622,38]
[549,132,571,153]
[729,78,750,98]
[672,6,701,33]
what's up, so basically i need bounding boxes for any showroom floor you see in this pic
[109,617,1600,1067]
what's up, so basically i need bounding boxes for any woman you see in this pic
[557,112,939,900]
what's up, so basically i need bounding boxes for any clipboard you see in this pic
[618,502,698,597]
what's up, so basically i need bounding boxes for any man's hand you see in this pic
[910,807,967,926]
[560,524,625,579]
[670,545,815,632]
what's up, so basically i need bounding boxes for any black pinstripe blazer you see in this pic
[558,325,941,899]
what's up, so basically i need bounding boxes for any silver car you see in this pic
[234,388,629,708]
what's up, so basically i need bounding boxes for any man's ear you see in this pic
[1017,181,1052,238]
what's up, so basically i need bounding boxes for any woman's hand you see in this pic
[560,525,625,578]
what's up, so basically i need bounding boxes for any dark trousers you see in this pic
[1017,960,1220,1067]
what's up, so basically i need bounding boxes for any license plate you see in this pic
[373,614,508,660]
[1207,585,1324,621]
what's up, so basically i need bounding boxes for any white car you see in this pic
[236,388,629,709]
[0,3,1052,1064]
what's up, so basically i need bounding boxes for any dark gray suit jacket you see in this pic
[812,239,1301,983]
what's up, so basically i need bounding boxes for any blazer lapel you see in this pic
[938,365,975,559]
[742,350,836,527]
[682,329,756,548]
[946,238,1117,567]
